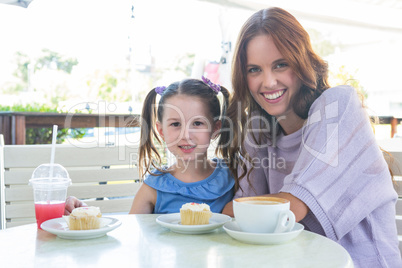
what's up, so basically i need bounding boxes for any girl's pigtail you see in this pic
[215,86,230,160]
[138,88,162,179]
[219,86,230,121]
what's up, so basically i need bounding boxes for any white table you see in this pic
[0,214,353,267]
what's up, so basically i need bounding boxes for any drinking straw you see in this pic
[49,125,58,179]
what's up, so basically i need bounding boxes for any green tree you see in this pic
[308,28,336,57]
[329,65,367,100]
[174,53,195,76]
[98,74,118,100]
[35,48,78,74]
[5,49,78,95]
[86,69,131,102]
[3,51,31,94]
[13,51,30,84]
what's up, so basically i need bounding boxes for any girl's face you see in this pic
[246,34,303,122]
[156,95,221,162]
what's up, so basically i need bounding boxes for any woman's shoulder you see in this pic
[321,85,357,102]
[310,85,361,114]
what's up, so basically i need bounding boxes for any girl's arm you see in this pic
[129,183,157,214]
[64,196,87,215]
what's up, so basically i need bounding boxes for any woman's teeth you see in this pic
[263,89,285,100]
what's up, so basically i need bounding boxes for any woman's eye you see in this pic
[274,62,288,69]
[171,122,180,127]
[194,121,203,126]
[248,67,260,73]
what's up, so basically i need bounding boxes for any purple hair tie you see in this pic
[202,76,221,94]
[155,86,166,95]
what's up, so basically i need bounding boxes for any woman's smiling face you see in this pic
[246,34,302,120]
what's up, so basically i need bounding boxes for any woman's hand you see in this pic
[267,192,309,222]
[64,196,87,215]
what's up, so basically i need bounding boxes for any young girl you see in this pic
[129,77,234,214]
[220,7,401,267]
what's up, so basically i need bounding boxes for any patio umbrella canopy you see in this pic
[0,0,33,8]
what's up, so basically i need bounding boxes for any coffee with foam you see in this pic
[241,200,282,205]
[233,196,295,233]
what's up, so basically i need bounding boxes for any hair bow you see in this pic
[155,86,166,95]
[202,76,221,94]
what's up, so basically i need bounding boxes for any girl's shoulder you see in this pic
[144,158,234,200]
[143,167,169,181]
[212,158,229,169]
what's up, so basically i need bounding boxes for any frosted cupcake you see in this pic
[66,206,102,230]
[180,203,212,225]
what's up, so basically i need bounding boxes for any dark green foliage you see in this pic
[1,103,86,144]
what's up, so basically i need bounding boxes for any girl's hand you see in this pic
[64,196,87,215]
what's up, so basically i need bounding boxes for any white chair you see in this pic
[0,134,141,229]
[378,138,402,254]
[0,135,5,229]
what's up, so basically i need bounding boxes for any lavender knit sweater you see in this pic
[235,86,401,267]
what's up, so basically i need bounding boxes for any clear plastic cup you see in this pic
[29,163,71,229]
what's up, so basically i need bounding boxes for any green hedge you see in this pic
[1,104,85,144]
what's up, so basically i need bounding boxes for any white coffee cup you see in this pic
[233,196,295,233]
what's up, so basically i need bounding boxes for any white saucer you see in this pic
[223,221,304,245]
[156,213,232,234]
[41,217,122,239]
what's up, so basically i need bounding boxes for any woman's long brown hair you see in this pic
[218,7,330,191]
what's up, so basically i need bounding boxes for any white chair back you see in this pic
[0,134,140,229]
[378,138,402,254]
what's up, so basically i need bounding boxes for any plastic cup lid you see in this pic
[29,163,71,187]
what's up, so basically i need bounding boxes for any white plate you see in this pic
[41,217,122,239]
[223,221,304,245]
[156,213,232,234]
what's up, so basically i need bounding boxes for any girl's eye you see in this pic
[248,67,260,73]
[171,122,180,127]
[193,121,203,126]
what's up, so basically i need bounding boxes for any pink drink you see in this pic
[35,201,65,229]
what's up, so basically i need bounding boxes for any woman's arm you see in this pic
[129,183,157,214]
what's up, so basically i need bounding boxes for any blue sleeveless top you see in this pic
[144,159,234,214]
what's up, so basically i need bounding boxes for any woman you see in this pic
[219,7,401,267]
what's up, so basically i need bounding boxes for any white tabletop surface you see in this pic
[0,214,354,268]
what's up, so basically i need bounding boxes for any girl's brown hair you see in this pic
[139,78,230,178]
[218,7,330,191]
